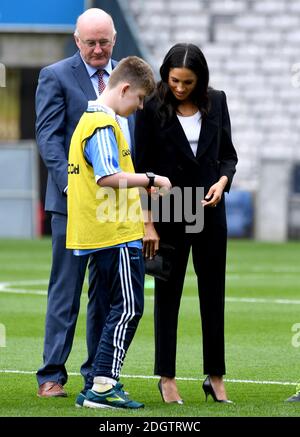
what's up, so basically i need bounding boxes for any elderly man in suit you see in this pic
[36,8,135,398]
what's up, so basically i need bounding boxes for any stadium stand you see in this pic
[225,190,254,238]
[126,0,300,187]
[125,0,300,238]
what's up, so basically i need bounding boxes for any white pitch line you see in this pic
[1,279,300,305]
[1,290,300,305]
[0,280,48,295]
[226,297,300,305]
[0,369,297,387]
[1,287,300,305]
[0,288,47,295]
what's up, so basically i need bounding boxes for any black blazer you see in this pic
[135,89,238,236]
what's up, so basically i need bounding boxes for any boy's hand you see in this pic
[154,176,172,193]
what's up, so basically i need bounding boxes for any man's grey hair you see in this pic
[74,8,116,37]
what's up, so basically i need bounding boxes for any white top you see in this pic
[177,111,201,156]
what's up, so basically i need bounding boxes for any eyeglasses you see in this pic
[79,38,113,49]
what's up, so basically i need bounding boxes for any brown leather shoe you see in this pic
[37,382,67,398]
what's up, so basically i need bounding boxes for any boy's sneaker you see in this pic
[83,387,144,410]
[75,382,128,407]
[286,382,300,402]
[75,392,86,407]
[115,381,127,394]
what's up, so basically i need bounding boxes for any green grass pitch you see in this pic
[1,238,300,418]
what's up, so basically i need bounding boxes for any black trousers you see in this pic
[154,221,227,378]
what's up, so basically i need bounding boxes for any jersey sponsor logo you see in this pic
[122,149,131,157]
[68,163,80,174]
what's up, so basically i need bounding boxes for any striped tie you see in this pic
[97,69,106,95]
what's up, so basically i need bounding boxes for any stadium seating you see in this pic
[225,190,254,238]
[126,0,300,193]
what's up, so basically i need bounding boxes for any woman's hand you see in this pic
[143,222,160,259]
[201,176,228,208]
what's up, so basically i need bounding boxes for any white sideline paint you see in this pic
[0,369,297,387]
[1,279,300,305]
[0,279,48,295]
[226,297,300,305]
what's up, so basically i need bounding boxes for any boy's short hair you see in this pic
[108,56,156,95]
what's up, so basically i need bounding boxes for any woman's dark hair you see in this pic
[156,43,210,125]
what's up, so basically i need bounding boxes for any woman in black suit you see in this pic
[135,43,237,404]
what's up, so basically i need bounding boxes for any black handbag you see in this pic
[144,242,175,281]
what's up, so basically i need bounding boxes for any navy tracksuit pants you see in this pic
[85,245,144,389]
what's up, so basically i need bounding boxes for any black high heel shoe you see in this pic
[158,379,184,404]
[202,376,233,404]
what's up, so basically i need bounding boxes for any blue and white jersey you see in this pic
[74,102,142,256]
[85,112,121,183]
[86,98,132,149]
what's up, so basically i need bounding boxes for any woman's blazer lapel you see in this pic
[164,116,199,164]
[196,114,219,160]
[163,112,219,164]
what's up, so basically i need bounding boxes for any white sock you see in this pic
[92,376,117,393]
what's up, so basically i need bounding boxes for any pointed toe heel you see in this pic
[158,380,165,402]
[158,379,184,404]
[202,376,233,404]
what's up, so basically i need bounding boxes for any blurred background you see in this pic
[1,0,300,241]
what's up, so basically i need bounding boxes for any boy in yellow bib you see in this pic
[67,56,171,409]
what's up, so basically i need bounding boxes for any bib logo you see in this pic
[68,163,80,174]
[122,149,131,157]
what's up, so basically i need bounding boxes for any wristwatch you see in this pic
[146,172,156,188]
